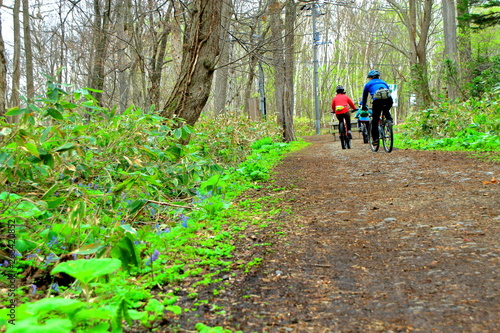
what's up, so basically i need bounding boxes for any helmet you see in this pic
[367,70,380,78]
[336,85,345,93]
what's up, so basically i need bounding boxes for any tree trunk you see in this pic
[148,4,173,110]
[457,0,472,94]
[283,0,296,142]
[269,0,296,142]
[213,0,233,116]
[269,0,285,128]
[22,0,34,101]
[160,0,223,126]
[10,0,21,109]
[243,47,257,117]
[171,2,183,77]
[115,0,132,113]
[412,0,433,106]
[0,0,7,115]
[388,0,434,107]
[442,0,459,100]
[89,0,112,104]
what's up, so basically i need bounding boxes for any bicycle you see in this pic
[369,113,393,153]
[359,121,369,144]
[337,110,356,150]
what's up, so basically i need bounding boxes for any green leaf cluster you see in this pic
[396,92,500,155]
[0,75,298,331]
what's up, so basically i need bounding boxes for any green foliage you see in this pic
[51,258,121,285]
[193,112,281,165]
[237,138,306,182]
[470,55,500,98]
[0,298,113,333]
[195,322,237,333]
[468,1,500,29]
[396,93,500,154]
[0,76,300,331]
[293,117,316,136]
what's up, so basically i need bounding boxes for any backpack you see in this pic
[374,87,391,100]
[359,110,370,118]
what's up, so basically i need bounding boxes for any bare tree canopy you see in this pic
[0,0,498,126]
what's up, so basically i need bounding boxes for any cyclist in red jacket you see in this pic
[331,85,357,138]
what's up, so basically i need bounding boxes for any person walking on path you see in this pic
[331,85,357,139]
[361,70,394,147]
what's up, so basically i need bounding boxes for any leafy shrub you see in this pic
[0,76,301,331]
[396,92,500,153]
[294,116,316,136]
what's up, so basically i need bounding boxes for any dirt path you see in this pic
[177,135,500,333]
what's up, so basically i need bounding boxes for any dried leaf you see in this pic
[483,177,498,185]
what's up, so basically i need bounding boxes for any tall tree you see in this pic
[161,0,223,126]
[283,0,296,142]
[88,0,112,104]
[22,0,34,101]
[387,0,434,107]
[269,1,286,129]
[240,3,269,118]
[213,0,233,116]
[442,0,460,100]
[114,0,132,112]
[0,0,7,115]
[269,0,296,142]
[457,0,473,91]
[147,2,174,110]
[10,0,21,109]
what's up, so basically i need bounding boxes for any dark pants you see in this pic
[336,112,351,134]
[358,120,369,129]
[371,97,393,141]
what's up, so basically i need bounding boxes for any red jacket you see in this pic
[332,93,356,114]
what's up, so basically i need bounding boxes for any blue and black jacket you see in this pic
[361,78,390,109]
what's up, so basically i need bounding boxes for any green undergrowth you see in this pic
[395,92,500,160]
[0,75,309,332]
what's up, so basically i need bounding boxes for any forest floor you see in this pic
[173,134,500,333]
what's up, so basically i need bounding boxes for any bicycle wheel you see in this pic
[369,122,379,152]
[339,121,350,149]
[345,134,351,149]
[344,121,351,149]
[339,122,345,149]
[361,123,369,144]
[382,121,394,153]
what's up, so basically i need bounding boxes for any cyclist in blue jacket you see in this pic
[361,70,393,147]
[355,104,371,144]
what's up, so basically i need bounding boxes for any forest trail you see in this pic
[175,134,500,333]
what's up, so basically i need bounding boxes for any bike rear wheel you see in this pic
[344,121,352,149]
[369,122,380,152]
[382,121,394,153]
[360,123,369,144]
[339,122,351,149]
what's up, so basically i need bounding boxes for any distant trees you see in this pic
[0,0,6,115]
[0,0,498,129]
[269,0,296,142]
[22,0,34,101]
[386,0,435,107]
[213,0,233,116]
[10,0,21,110]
